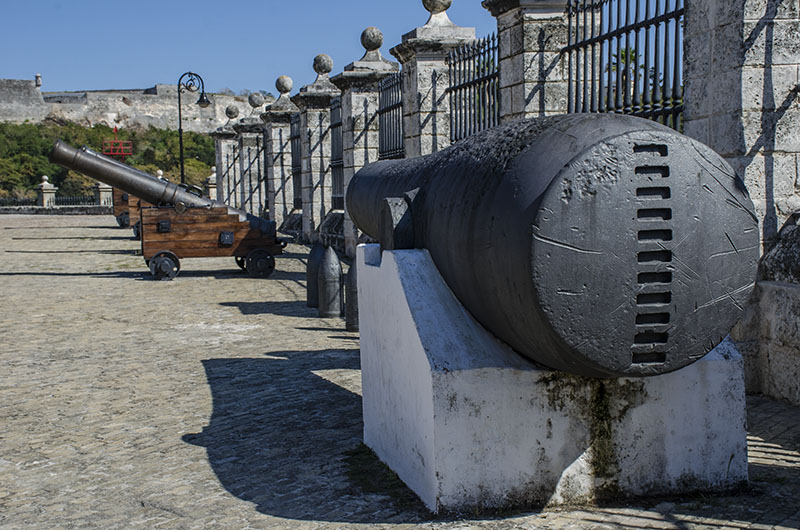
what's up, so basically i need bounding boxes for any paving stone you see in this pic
[1,214,799,529]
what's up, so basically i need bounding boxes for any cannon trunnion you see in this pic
[346,114,760,378]
[49,140,283,280]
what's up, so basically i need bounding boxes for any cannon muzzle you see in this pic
[346,114,759,378]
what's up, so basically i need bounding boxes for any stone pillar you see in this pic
[232,117,266,216]
[292,54,341,240]
[683,0,800,245]
[332,27,400,257]
[36,176,56,207]
[210,119,238,205]
[482,0,570,121]
[204,167,217,200]
[93,182,113,206]
[261,76,299,230]
[391,0,475,157]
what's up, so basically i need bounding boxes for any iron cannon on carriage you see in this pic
[50,140,284,280]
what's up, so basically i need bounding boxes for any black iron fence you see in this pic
[227,138,267,216]
[221,147,240,206]
[290,113,303,210]
[55,195,95,206]
[447,33,500,143]
[564,0,684,129]
[378,72,405,160]
[330,97,345,211]
[0,197,36,207]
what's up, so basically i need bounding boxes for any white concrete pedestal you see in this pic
[357,244,748,514]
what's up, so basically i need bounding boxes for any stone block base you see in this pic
[357,244,749,514]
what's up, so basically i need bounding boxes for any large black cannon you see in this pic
[50,140,283,279]
[346,114,759,378]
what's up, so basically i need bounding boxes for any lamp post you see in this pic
[177,71,211,185]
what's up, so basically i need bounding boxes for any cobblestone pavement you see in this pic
[0,214,798,529]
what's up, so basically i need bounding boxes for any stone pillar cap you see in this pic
[211,124,238,138]
[262,76,300,122]
[391,3,475,63]
[343,27,399,73]
[482,0,569,17]
[37,175,55,189]
[297,54,340,98]
[233,116,266,133]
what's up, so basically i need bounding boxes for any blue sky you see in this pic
[0,0,496,95]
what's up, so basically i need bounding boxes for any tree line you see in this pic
[0,121,216,198]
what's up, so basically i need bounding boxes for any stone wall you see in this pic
[0,79,270,133]
[733,217,800,406]
[0,79,50,123]
[683,0,800,246]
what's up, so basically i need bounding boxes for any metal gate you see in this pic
[289,113,303,210]
[224,139,267,216]
[447,33,500,142]
[330,97,345,211]
[240,136,265,216]
[378,73,405,160]
[564,0,684,129]
[221,147,240,206]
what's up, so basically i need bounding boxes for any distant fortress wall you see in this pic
[0,77,271,133]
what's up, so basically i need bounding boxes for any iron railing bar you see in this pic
[562,6,684,52]
[633,0,642,111]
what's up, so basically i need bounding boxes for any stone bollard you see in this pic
[306,242,326,308]
[36,176,57,207]
[204,167,217,200]
[318,246,344,318]
[345,260,359,331]
[93,182,113,206]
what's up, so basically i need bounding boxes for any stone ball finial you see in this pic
[225,105,239,119]
[361,27,383,51]
[276,75,293,95]
[248,93,265,108]
[423,0,451,14]
[41,175,49,183]
[314,54,333,75]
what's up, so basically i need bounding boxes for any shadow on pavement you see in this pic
[11,236,134,241]
[5,249,135,255]
[184,355,800,526]
[219,300,314,317]
[0,270,146,279]
[182,349,428,524]
[3,225,117,230]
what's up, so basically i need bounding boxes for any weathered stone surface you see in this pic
[760,217,800,283]
[684,0,800,242]
[359,245,748,513]
[1,214,799,527]
[486,1,569,121]
[0,80,264,133]
[0,79,48,122]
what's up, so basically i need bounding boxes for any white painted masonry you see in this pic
[358,244,749,513]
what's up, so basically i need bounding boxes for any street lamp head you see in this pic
[196,91,211,108]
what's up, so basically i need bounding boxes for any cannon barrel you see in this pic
[346,114,759,378]
[50,139,217,209]
[49,140,274,233]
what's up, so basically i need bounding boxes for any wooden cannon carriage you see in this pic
[50,140,283,280]
[139,205,285,280]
